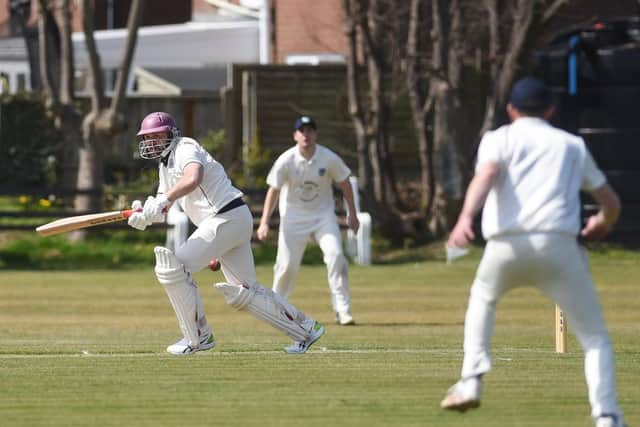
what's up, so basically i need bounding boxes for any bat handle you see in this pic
[121,208,143,219]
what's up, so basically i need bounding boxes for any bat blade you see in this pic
[35,209,135,237]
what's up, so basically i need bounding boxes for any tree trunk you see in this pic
[406,0,434,216]
[73,0,144,213]
[343,0,371,192]
[57,0,79,194]
[342,0,406,244]
[426,0,464,235]
[430,83,463,234]
[75,116,104,212]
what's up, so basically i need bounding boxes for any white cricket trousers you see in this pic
[461,233,621,419]
[175,205,258,287]
[273,215,351,314]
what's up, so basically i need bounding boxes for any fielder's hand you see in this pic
[447,215,474,248]
[580,213,612,240]
[128,200,151,231]
[256,223,269,241]
[143,194,170,223]
[347,213,360,234]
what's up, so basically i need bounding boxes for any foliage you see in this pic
[0,93,63,187]
[200,128,272,190]
[242,134,273,189]
[0,194,65,212]
[199,128,226,156]
[0,232,161,270]
[0,228,328,270]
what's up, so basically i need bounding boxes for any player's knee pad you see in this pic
[155,246,190,285]
[214,282,311,341]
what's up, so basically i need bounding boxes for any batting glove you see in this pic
[131,199,143,211]
[128,211,150,231]
[143,194,170,223]
[128,199,150,230]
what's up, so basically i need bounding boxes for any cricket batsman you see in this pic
[127,112,325,355]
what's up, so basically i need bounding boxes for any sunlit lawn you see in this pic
[0,250,638,427]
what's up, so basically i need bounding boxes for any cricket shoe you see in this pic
[336,310,355,326]
[440,376,482,412]
[596,414,627,427]
[166,332,215,356]
[284,321,325,354]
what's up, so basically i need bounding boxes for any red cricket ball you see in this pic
[208,259,221,271]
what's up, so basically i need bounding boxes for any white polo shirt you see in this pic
[477,117,606,239]
[266,144,351,220]
[158,137,243,226]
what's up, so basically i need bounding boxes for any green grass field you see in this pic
[0,250,638,427]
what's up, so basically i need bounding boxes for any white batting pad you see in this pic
[154,246,200,347]
[215,282,311,342]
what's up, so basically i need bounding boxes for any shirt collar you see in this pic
[294,146,316,163]
[512,116,548,126]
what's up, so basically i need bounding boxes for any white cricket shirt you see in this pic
[158,137,243,226]
[266,144,351,220]
[477,117,606,239]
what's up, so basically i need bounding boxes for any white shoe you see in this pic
[440,376,482,412]
[336,311,355,326]
[284,321,325,354]
[166,332,215,356]
[596,414,627,427]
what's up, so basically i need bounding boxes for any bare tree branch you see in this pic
[497,0,534,105]
[58,0,74,104]
[37,0,59,109]
[109,0,144,115]
[80,0,105,114]
[343,0,370,188]
[542,0,569,25]
[359,0,386,73]
[480,0,499,133]
[406,0,435,214]
[480,0,536,134]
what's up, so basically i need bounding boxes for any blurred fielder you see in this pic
[441,78,626,427]
[128,112,324,355]
[257,116,360,325]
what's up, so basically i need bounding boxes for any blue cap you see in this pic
[294,115,317,130]
[508,77,552,112]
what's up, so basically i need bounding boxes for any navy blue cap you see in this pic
[508,77,552,112]
[294,115,317,130]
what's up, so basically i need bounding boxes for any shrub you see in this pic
[0,93,63,188]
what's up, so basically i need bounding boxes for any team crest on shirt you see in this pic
[296,181,320,202]
[318,168,327,176]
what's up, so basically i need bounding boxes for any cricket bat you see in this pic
[555,304,567,353]
[35,209,137,237]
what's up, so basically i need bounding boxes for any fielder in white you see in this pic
[257,116,360,325]
[441,78,626,427]
[127,112,325,355]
